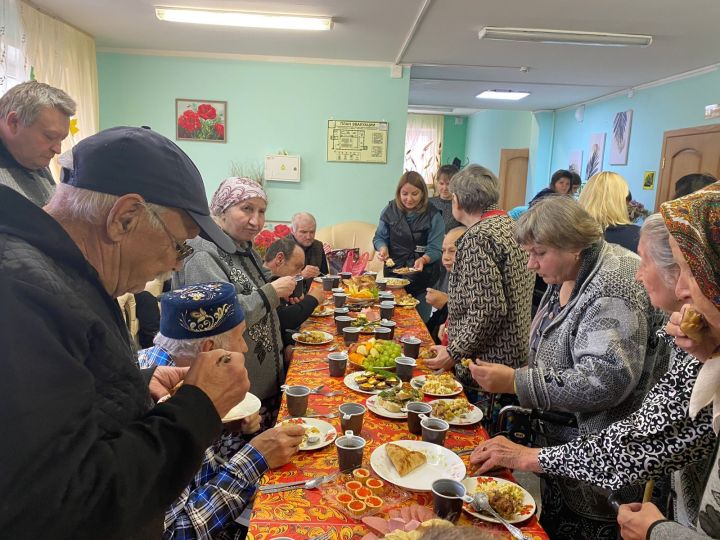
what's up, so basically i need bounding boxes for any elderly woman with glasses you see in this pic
[174,177,296,431]
[467,196,666,539]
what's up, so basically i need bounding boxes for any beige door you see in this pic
[655,124,720,208]
[498,148,529,210]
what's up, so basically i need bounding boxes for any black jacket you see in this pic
[0,187,221,539]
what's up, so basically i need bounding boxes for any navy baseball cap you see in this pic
[61,126,235,253]
[160,282,245,339]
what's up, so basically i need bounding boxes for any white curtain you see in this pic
[403,113,444,184]
[21,1,98,179]
[0,0,30,94]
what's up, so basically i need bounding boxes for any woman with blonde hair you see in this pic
[580,171,640,252]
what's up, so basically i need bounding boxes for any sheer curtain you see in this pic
[403,113,444,184]
[0,0,30,94]
[21,1,98,178]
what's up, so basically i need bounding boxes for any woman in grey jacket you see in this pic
[469,196,667,539]
[174,177,296,431]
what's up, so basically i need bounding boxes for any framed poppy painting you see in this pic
[176,99,226,142]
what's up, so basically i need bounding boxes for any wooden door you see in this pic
[656,124,720,208]
[498,148,529,210]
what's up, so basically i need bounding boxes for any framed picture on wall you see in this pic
[176,99,226,143]
[585,132,606,180]
[609,110,633,165]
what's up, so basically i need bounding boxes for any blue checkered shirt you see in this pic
[138,347,268,539]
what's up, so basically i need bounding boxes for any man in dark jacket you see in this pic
[0,126,250,539]
[0,80,75,206]
[291,212,328,290]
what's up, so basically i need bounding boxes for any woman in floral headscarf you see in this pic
[174,177,296,431]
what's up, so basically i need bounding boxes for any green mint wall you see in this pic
[97,52,410,226]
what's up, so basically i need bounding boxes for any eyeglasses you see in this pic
[145,205,194,262]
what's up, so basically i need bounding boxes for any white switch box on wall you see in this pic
[264,154,301,182]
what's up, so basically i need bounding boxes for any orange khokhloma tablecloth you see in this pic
[248,289,548,540]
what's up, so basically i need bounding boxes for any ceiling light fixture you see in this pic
[155,7,333,31]
[478,27,652,47]
[476,90,530,101]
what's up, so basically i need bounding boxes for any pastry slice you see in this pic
[386,443,426,476]
[385,258,395,267]
[680,306,707,341]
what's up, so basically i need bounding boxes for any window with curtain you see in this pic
[20,1,99,179]
[0,0,30,95]
[403,113,444,184]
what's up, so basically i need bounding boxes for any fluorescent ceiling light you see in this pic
[476,90,529,101]
[479,27,652,47]
[155,7,333,31]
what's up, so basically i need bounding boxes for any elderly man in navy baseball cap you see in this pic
[0,126,250,539]
[137,281,304,538]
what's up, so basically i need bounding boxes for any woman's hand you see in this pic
[271,275,296,299]
[426,288,448,309]
[470,436,542,474]
[426,345,455,370]
[414,256,427,272]
[617,502,666,540]
[468,360,516,394]
[377,247,389,262]
[666,306,720,361]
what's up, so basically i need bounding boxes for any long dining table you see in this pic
[247,287,549,540]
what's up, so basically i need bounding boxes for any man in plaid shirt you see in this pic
[138,282,303,539]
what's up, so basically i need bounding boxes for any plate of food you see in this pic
[370,440,466,492]
[392,267,420,275]
[348,338,402,371]
[385,278,410,290]
[350,314,382,333]
[344,371,401,394]
[428,398,483,425]
[292,330,334,345]
[319,467,410,520]
[278,417,337,451]
[366,383,423,419]
[221,392,262,423]
[311,304,334,317]
[410,374,463,397]
[395,294,420,308]
[462,476,536,524]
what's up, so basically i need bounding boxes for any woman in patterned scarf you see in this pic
[467,195,667,539]
[173,177,297,432]
[471,184,720,540]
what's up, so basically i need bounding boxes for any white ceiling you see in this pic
[32,0,720,111]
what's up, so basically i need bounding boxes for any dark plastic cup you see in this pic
[376,279,388,291]
[333,293,347,308]
[405,401,432,435]
[333,307,349,317]
[291,275,304,298]
[335,431,366,472]
[322,276,335,291]
[343,326,361,345]
[421,416,449,446]
[379,301,395,320]
[285,385,310,417]
[380,320,396,339]
[339,272,353,281]
[328,352,348,377]
[401,336,422,358]
[431,479,473,523]
[395,356,416,382]
[339,402,366,434]
[335,315,353,335]
[373,327,392,340]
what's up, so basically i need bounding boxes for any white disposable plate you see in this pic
[428,399,484,426]
[385,279,410,290]
[222,392,261,422]
[292,331,334,345]
[462,476,537,524]
[410,375,463,397]
[278,417,337,451]
[370,440,466,492]
[344,372,401,395]
[310,308,334,317]
[365,395,407,419]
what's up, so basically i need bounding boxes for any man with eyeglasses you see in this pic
[0,126,251,539]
